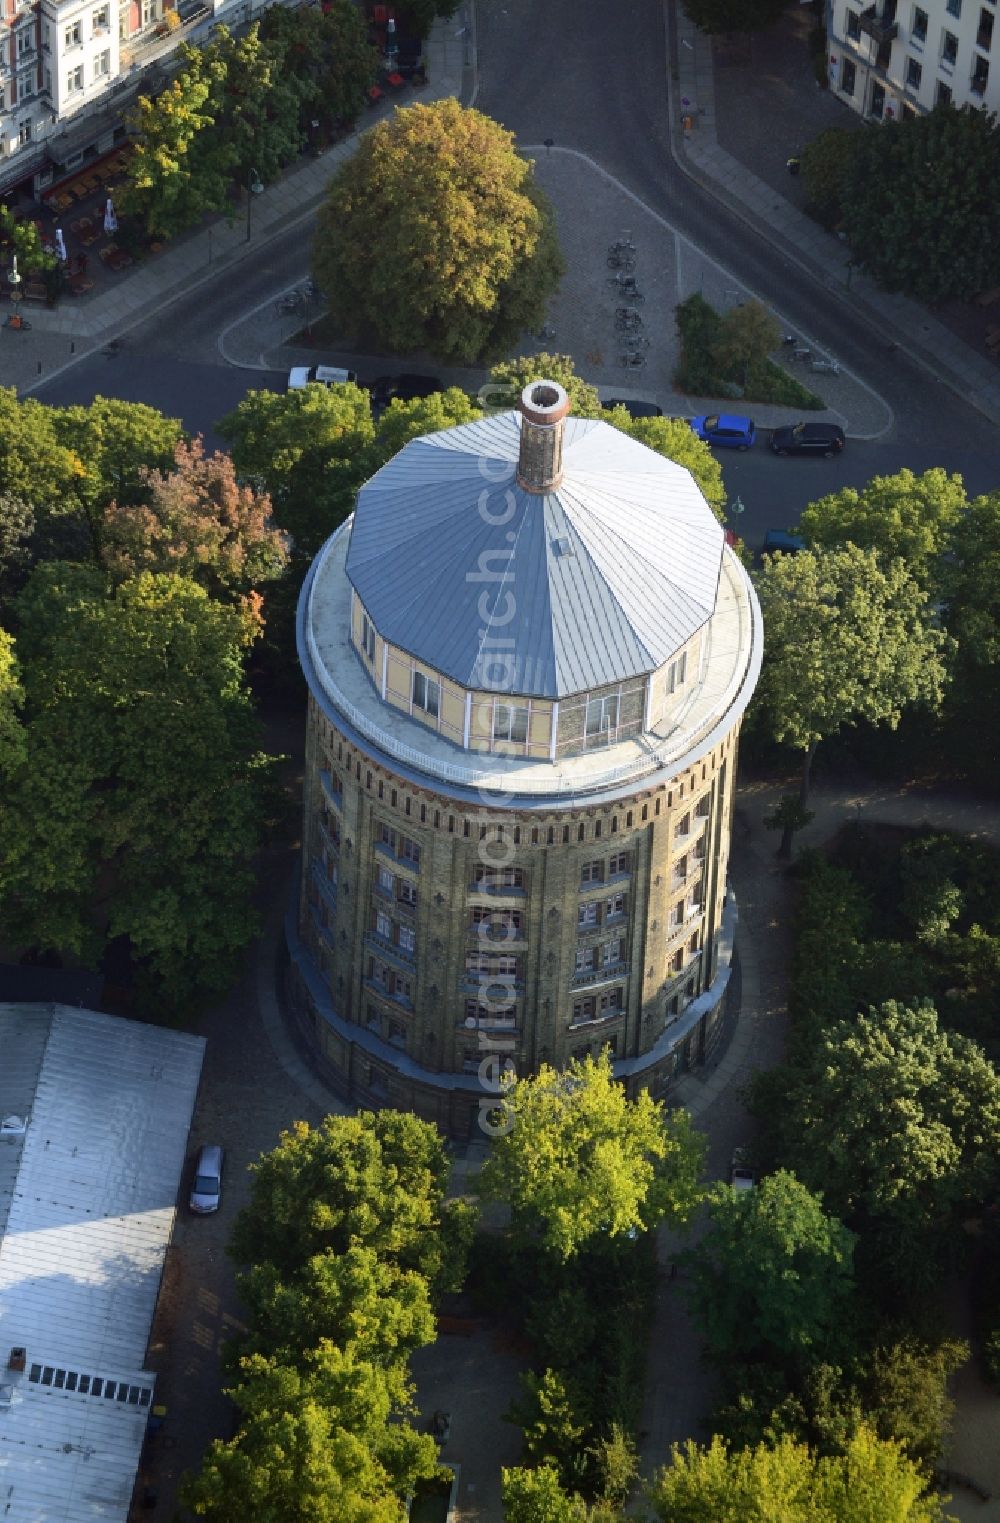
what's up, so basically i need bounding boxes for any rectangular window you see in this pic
[979,7,994,47]
[672,949,684,973]
[608,851,630,876]
[841,56,857,93]
[580,860,604,885]
[376,909,392,939]
[677,651,687,684]
[936,78,953,101]
[946,0,961,15]
[17,28,33,55]
[67,64,84,91]
[578,900,599,927]
[575,947,596,974]
[912,4,928,40]
[846,7,862,38]
[399,835,420,866]
[674,813,691,839]
[119,10,127,38]
[599,989,623,1013]
[397,880,417,908]
[669,900,684,929]
[94,49,110,78]
[412,670,440,718]
[142,0,158,24]
[941,29,959,64]
[377,865,394,895]
[387,1018,406,1046]
[93,3,110,27]
[361,613,376,661]
[572,997,596,1023]
[493,702,530,744]
[42,22,51,51]
[869,79,886,115]
[972,53,990,88]
[906,55,922,85]
[585,693,620,740]
[398,924,415,954]
[603,937,625,967]
[606,892,626,919]
[65,20,82,45]
[473,865,523,889]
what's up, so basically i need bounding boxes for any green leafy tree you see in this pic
[711,300,781,388]
[939,490,1000,777]
[395,0,461,40]
[184,1344,440,1523]
[841,104,1000,302]
[199,26,302,187]
[512,1367,588,1475]
[681,1172,856,1370]
[764,793,815,860]
[101,437,288,597]
[228,1111,472,1293]
[313,100,565,362]
[862,1336,967,1469]
[0,388,86,520]
[753,1000,1000,1287]
[122,60,230,238]
[647,1427,949,1523]
[217,383,374,557]
[801,127,863,225]
[798,469,968,590]
[501,1465,589,1523]
[754,544,951,801]
[0,494,35,604]
[487,354,603,416]
[682,0,790,33]
[0,627,25,778]
[258,2,376,138]
[476,1051,704,1259]
[1,565,274,1003]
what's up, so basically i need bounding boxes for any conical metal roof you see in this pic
[345,410,725,701]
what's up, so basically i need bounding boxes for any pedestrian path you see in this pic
[3,16,471,397]
[673,4,1000,425]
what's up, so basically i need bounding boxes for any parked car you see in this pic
[762,529,806,555]
[189,1144,224,1214]
[730,1147,755,1192]
[604,398,664,419]
[369,373,443,414]
[769,421,845,457]
[689,413,757,450]
[287,364,358,391]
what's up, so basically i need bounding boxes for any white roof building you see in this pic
[0,1002,205,1523]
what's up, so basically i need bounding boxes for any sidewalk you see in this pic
[1,16,471,397]
[673,3,1000,425]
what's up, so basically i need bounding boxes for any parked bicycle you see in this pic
[607,275,644,300]
[615,310,643,332]
[791,347,812,362]
[618,351,646,368]
[810,357,840,374]
[535,323,556,341]
[606,252,636,272]
[102,338,123,357]
[608,233,636,255]
[276,292,305,315]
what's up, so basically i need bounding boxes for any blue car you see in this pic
[690,413,757,450]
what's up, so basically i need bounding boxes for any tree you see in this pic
[939,490,1000,777]
[313,100,565,362]
[0,388,85,520]
[122,60,230,238]
[682,0,790,34]
[487,354,603,417]
[801,128,863,226]
[648,1427,949,1523]
[0,565,274,1005]
[258,2,376,139]
[395,0,461,40]
[753,1001,1000,1286]
[198,26,302,188]
[0,205,59,275]
[753,544,951,801]
[217,383,374,557]
[711,300,781,389]
[681,1172,856,1370]
[841,105,1000,303]
[501,1466,589,1523]
[764,793,815,860]
[184,1344,441,1523]
[0,494,35,604]
[476,1051,704,1259]
[0,628,25,779]
[862,1336,967,1469]
[228,1111,472,1293]
[50,396,184,559]
[798,469,968,590]
[101,437,288,596]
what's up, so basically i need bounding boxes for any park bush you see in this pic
[674,294,824,408]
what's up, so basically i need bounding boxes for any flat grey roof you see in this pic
[345,411,725,700]
[0,1003,205,1523]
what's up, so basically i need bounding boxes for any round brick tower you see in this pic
[291,381,763,1137]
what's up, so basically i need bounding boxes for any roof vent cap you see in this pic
[1,1115,26,1137]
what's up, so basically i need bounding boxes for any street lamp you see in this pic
[8,255,22,327]
[245,167,264,244]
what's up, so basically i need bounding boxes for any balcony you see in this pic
[467,878,526,899]
[572,960,628,990]
[364,930,415,969]
[362,976,413,1012]
[460,972,522,998]
[859,4,898,46]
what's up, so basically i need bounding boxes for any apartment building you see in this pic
[827,0,998,117]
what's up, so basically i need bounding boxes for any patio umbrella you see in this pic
[104,198,118,235]
[54,227,68,263]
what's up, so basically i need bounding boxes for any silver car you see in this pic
[189,1144,224,1214]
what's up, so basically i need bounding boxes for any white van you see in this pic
[287,364,358,391]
